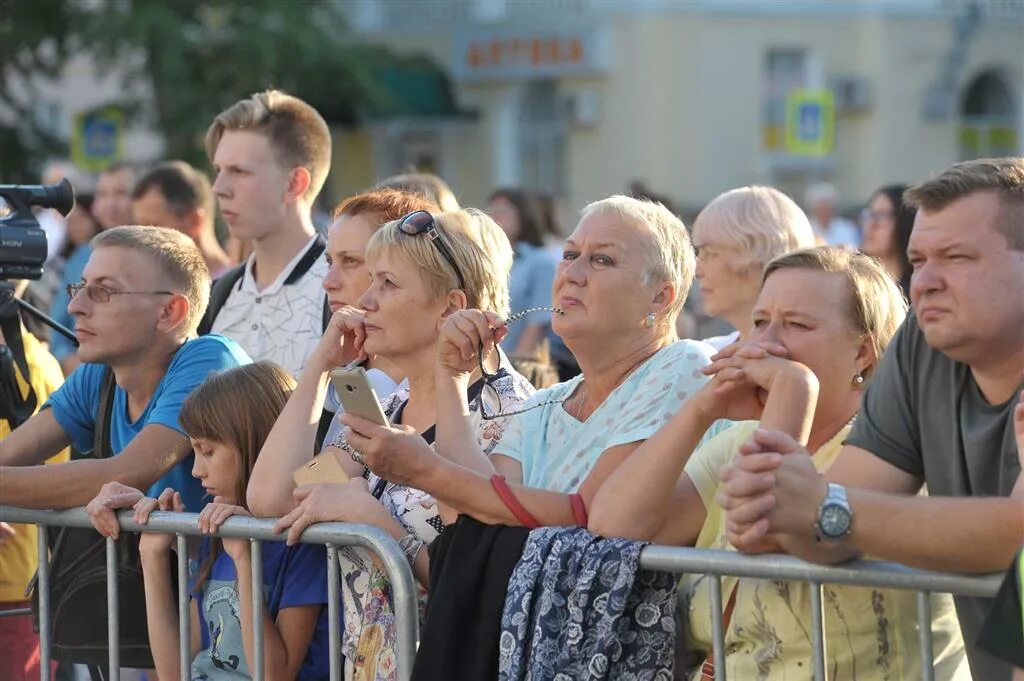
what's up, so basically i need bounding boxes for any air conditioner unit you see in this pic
[829,76,872,113]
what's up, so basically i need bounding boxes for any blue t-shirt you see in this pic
[190,539,331,681]
[44,334,251,511]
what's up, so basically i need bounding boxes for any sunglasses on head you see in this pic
[398,211,467,290]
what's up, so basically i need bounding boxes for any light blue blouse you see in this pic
[497,339,724,493]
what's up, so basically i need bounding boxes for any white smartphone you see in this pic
[329,366,389,427]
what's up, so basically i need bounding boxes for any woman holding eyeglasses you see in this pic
[860,183,915,298]
[336,195,718,530]
[252,207,534,680]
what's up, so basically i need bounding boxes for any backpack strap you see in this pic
[284,234,326,286]
[93,366,117,459]
[197,264,245,337]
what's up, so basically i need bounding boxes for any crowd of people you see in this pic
[1,88,1022,681]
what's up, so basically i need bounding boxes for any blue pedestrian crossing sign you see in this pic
[785,90,834,156]
[71,106,124,172]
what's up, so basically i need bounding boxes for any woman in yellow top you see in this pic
[591,247,969,680]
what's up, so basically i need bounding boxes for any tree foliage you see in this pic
[1,0,395,179]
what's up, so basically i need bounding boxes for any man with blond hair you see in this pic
[198,89,332,377]
[0,226,250,511]
[721,157,1024,680]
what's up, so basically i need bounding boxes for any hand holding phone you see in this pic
[329,366,389,427]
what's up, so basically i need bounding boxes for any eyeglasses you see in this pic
[67,281,175,304]
[860,208,895,223]
[398,211,467,290]
[478,306,565,420]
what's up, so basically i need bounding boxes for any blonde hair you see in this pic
[179,362,295,592]
[376,172,460,212]
[763,247,907,380]
[366,208,513,317]
[92,226,210,336]
[579,195,694,326]
[904,157,1024,250]
[205,90,331,203]
[694,186,816,274]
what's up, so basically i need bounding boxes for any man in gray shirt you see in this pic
[718,157,1024,681]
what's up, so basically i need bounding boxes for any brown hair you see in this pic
[763,247,907,381]
[205,90,332,203]
[132,161,215,220]
[179,362,296,592]
[91,226,210,337]
[904,157,1024,250]
[331,189,438,223]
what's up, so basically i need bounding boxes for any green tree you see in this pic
[2,0,411,179]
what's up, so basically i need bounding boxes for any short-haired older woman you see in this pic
[692,186,816,349]
[248,207,534,679]
[248,189,437,476]
[860,183,915,298]
[591,247,967,680]
[338,195,717,529]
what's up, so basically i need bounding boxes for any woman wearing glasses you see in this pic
[338,195,718,528]
[859,183,915,299]
[255,207,534,680]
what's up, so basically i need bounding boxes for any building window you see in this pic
[520,80,566,194]
[763,49,808,152]
[960,69,1019,159]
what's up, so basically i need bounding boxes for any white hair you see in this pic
[579,194,694,326]
[693,186,816,274]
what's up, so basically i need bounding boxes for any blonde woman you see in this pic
[692,186,816,349]
[247,208,534,680]
[591,248,967,680]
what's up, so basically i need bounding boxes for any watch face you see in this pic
[820,504,852,538]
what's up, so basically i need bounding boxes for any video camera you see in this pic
[0,178,75,280]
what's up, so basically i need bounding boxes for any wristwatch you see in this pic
[815,483,853,543]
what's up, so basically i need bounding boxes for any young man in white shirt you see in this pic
[199,90,332,377]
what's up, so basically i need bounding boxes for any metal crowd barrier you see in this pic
[639,545,1003,681]
[0,506,419,681]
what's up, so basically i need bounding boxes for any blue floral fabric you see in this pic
[499,527,676,681]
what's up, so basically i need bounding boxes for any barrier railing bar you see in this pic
[1,506,418,681]
[177,533,190,681]
[917,591,935,681]
[708,576,726,681]
[327,545,341,681]
[106,537,120,681]
[251,538,264,681]
[810,582,826,681]
[639,546,1001,597]
[37,523,52,681]
[0,607,32,617]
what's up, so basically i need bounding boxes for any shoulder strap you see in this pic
[197,264,246,336]
[283,234,326,286]
[93,367,117,459]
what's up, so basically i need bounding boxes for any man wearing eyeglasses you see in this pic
[0,226,250,513]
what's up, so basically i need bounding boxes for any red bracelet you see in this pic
[490,475,541,529]
[569,493,588,527]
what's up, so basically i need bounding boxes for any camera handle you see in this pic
[0,280,78,344]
